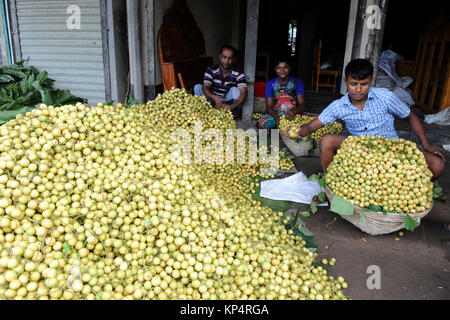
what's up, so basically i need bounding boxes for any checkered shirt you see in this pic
[317,87,411,139]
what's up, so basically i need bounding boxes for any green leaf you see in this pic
[299,211,310,217]
[312,262,331,270]
[363,204,384,213]
[318,178,326,187]
[126,94,139,107]
[291,217,318,250]
[360,213,366,222]
[63,243,73,253]
[52,89,85,106]
[0,107,35,124]
[0,91,13,104]
[2,68,27,79]
[310,202,318,214]
[433,181,446,202]
[42,89,56,105]
[0,74,15,84]
[36,71,48,83]
[403,214,420,231]
[318,192,326,202]
[330,195,354,216]
[308,174,320,181]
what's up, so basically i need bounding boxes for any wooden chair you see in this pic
[157,0,213,91]
[311,39,339,94]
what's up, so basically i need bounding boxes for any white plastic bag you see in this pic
[377,50,415,106]
[260,172,327,206]
[424,107,450,125]
[379,50,413,89]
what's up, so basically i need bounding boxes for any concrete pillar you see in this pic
[242,0,260,127]
[146,0,156,101]
[127,0,145,104]
[106,1,129,104]
[341,0,388,94]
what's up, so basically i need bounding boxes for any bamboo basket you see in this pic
[279,112,321,157]
[280,132,320,157]
[324,186,433,235]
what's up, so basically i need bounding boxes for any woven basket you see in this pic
[324,186,433,235]
[280,132,320,157]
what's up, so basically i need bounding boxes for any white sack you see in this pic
[260,172,327,206]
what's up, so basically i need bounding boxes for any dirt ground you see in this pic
[293,156,450,300]
[249,90,450,300]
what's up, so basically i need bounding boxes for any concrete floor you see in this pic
[248,90,450,300]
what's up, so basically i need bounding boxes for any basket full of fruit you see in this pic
[279,113,343,157]
[324,135,434,235]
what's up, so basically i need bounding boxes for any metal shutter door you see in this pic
[15,0,106,104]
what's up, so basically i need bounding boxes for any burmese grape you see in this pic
[279,114,342,140]
[0,88,347,300]
[325,135,433,213]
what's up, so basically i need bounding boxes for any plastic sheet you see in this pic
[260,172,328,206]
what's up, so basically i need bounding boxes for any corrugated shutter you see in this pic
[15,0,106,104]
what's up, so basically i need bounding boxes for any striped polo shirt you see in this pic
[318,87,411,139]
[203,64,247,98]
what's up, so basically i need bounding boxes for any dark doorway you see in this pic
[256,0,351,91]
[382,0,450,61]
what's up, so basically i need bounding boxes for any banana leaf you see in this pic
[0,91,13,104]
[0,74,15,84]
[0,106,35,125]
[0,61,85,111]
[1,68,27,79]
[0,91,39,111]
[53,89,86,105]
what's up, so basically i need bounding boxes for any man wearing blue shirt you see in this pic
[291,59,445,180]
[257,58,306,129]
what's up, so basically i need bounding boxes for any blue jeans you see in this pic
[194,84,242,119]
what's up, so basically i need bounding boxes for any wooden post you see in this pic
[127,0,144,104]
[242,0,260,127]
[0,1,9,65]
[7,0,21,63]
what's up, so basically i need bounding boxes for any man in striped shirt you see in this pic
[291,59,445,180]
[194,45,247,119]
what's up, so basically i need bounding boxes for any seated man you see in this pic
[291,58,446,180]
[257,58,306,129]
[194,45,247,119]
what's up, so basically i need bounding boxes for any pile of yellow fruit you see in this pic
[325,135,433,213]
[0,88,348,300]
[252,113,264,120]
[279,115,342,140]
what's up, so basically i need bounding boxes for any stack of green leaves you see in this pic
[0,60,86,124]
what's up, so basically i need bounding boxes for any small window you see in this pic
[288,20,298,56]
